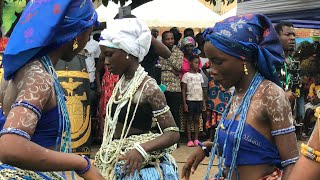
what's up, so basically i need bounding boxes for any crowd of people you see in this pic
[0,0,319,180]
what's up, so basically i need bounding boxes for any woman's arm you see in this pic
[263,83,299,180]
[0,62,88,173]
[288,121,320,180]
[140,78,179,152]
[151,37,171,59]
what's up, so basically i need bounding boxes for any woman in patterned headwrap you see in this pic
[0,1,104,179]
[182,14,298,180]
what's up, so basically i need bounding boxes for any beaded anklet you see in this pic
[75,155,91,175]
[11,100,42,119]
[0,128,31,140]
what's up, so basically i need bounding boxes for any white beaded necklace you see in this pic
[100,65,149,175]
[118,76,134,99]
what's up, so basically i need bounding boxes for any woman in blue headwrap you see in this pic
[0,0,104,179]
[181,14,299,180]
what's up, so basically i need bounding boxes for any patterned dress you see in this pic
[204,61,231,129]
[97,66,119,139]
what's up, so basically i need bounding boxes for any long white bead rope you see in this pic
[99,65,151,176]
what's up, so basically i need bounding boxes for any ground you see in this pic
[68,144,218,179]
[68,140,305,179]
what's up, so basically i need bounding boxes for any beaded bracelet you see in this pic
[163,127,180,133]
[0,128,31,140]
[75,155,91,175]
[301,143,320,156]
[300,143,320,163]
[271,126,295,136]
[11,100,42,119]
[281,156,299,167]
[134,143,149,160]
[198,141,210,157]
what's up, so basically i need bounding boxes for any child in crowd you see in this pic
[182,55,206,147]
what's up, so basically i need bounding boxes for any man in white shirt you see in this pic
[80,35,101,119]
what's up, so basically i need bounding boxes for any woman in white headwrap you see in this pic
[94,17,180,180]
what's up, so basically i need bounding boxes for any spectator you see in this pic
[181,55,206,147]
[160,31,184,129]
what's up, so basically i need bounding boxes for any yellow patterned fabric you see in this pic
[160,46,183,92]
[0,162,65,180]
[179,105,203,132]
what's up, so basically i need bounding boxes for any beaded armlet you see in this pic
[271,126,295,136]
[281,156,299,167]
[300,143,320,163]
[152,105,170,117]
[11,100,42,119]
[163,127,179,133]
[0,128,31,140]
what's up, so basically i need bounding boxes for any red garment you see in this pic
[98,66,119,139]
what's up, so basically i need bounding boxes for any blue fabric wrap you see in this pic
[114,155,179,180]
[218,119,281,168]
[203,14,285,86]
[0,107,60,148]
[3,0,98,80]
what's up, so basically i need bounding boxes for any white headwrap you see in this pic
[99,18,152,62]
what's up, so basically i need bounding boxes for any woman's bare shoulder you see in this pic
[14,59,54,86]
[258,80,293,124]
[140,76,166,110]
[258,80,285,98]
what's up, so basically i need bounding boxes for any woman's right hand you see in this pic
[79,166,105,180]
[181,147,206,180]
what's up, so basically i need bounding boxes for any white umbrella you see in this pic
[95,2,120,22]
[131,0,221,28]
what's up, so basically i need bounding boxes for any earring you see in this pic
[243,62,248,75]
[73,39,78,51]
[126,54,129,59]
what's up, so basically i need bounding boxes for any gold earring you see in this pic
[126,54,129,59]
[73,39,78,51]
[243,62,248,75]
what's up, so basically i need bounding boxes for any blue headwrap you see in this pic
[3,0,98,80]
[203,14,285,86]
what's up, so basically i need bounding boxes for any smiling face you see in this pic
[204,41,244,89]
[100,45,129,75]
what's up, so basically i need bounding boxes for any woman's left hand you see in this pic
[119,149,144,177]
